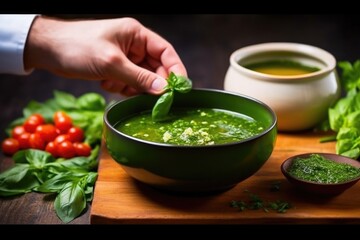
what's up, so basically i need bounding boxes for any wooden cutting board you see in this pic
[90,131,360,224]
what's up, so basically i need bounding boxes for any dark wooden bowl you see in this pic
[281,153,360,196]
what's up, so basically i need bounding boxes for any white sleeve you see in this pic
[0,14,38,75]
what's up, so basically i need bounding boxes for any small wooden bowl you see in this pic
[281,153,360,196]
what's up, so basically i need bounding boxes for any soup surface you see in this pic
[116,108,265,146]
[243,60,320,76]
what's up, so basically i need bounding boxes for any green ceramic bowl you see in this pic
[104,88,277,193]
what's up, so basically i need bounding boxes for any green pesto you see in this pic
[116,108,265,146]
[288,154,360,184]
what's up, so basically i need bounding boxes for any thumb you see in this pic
[122,62,168,95]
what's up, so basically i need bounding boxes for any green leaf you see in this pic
[13,149,54,168]
[0,164,29,185]
[173,75,192,93]
[35,172,88,193]
[54,90,78,110]
[23,101,55,122]
[152,91,174,122]
[54,181,86,223]
[76,93,106,111]
[0,164,40,196]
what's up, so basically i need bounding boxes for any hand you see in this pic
[24,16,187,96]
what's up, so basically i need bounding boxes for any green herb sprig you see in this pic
[321,60,360,159]
[152,72,192,122]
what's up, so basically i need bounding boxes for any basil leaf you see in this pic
[0,164,29,185]
[0,164,40,196]
[54,90,78,110]
[77,93,106,111]
[152,91,174,122]
[13,149,55,167]
[54,181,86,223]
[35,172,88,193]
[174,75,192,93]
[167,72,177,89]
[23,101,55,122]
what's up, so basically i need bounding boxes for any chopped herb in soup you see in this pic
[243,60,320,76]
[116,108,265,146]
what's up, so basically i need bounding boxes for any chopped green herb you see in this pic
[230,190,293,214]
[287,154,360,184]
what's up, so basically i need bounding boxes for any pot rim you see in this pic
[229,42,336,82]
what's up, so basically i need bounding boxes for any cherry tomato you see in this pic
[24,118,41,133]
[73,142,91,157]
[57,140,76,159]
[28,113,45,125]
[45,141,58,158]
[29,133,45,150]
[67,127,84,142]
[11,125,26,139]
[36,124,58,143]
[1,138,19,156]
[54,111,72,134]
[54,134,71,145]
[17,132,31,149]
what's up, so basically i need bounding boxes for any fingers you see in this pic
[143,28,188,77]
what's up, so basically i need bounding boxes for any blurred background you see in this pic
[1,14,360,140]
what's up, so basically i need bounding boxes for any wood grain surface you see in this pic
[90,131,360,224]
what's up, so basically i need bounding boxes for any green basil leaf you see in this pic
[0,164,40,196]
[35,172,88,193]
[167,72,177,89]
[152,91,174,122]
[173,75,192,93]
[23,101,55,122]
[83,172,97,202]
[54,90,78,110]
[54,181,86,223]
[0,164,29,185]
[76,93,106,111]
[13,149,54,167]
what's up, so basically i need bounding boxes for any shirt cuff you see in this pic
[0,14,38,75]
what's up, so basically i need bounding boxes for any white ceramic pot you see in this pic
[224,42,341,132]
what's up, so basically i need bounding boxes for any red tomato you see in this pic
[67,127,84,142]
[11,125,26,139]
[36,124,58,143]
[1,138,19,156]
[54,111,72,133]
[28,113,45,125]
[73,142,91,157]
[17,132,31,149]
[54,134,71,145]
[45,141,58,158]
[29,133,45,150]
[24,118,41,133]
[57,140,76,159]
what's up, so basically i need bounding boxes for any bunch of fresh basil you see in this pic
[326,60,360,159]
[152,72,192,122]
[0,90,106,223]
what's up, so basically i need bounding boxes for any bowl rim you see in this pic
[281,152,360,186]
[104,88,277,148]
[230,42,336,82]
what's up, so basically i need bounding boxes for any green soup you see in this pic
[243,60,320,76]
[116,108,265,146]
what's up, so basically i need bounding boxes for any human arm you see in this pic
[23,16,187,96]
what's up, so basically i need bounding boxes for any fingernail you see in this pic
[151,78,167,92]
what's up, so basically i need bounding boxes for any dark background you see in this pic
[1,14,360,224]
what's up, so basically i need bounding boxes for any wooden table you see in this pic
[90,131,360,224]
